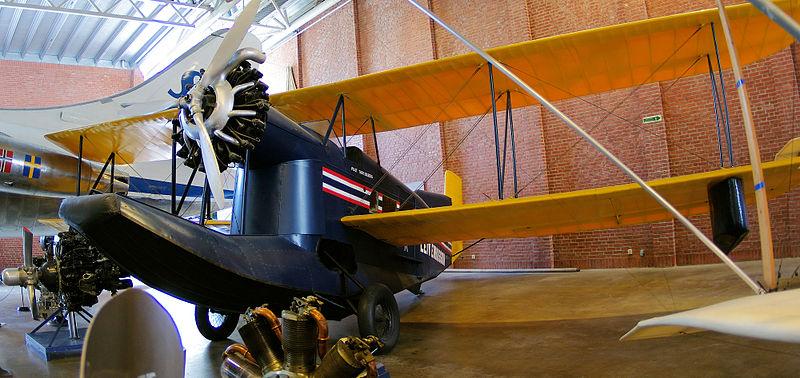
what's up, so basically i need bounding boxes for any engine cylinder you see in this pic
[1,267,27,286]
[313,338,364,378]
[281,310,318,373]
[220,353,262,378]
[239,316,284,372]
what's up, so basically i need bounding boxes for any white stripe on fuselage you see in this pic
[322,182,370,206]
[322,169,371,195]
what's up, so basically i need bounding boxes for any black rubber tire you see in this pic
[194,305,239,341]
[357,284,400,353]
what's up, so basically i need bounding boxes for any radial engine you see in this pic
[1,229,132,320]
[221,296,388,378]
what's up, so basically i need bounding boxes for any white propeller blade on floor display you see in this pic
[621,289,800,344]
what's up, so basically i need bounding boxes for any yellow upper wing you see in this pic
[43,1,798,163]
[341,159,800,246]
[271,0,800,135]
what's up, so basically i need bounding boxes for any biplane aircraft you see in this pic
[44,0,800,349]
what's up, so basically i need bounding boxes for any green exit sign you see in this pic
[642,115,663,124]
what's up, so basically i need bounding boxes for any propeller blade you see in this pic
[27,284,39,320]
[196,123,227,210]
[199,0,263,88]
[21,228,39,319]
[22,227,33,268]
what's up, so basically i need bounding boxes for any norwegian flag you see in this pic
[0,149,12,174]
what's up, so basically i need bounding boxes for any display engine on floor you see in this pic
[222,296,388,378]
[0,228,131,360]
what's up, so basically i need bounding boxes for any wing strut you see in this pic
[405,0,765,294]
[716,0,777,290]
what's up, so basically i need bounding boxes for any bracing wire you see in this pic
[399,93,504,209]
[510,54,705,197]
[345,65,486,214]
[510,25,707,196]
[347,25,709,258]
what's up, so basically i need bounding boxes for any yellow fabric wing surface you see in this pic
[271,0,800,136]
[45,109,177,164]
[341,159,800,246]
[43,1,799,163]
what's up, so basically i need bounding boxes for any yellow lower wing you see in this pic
[45,109,177,164]
[341,159,800,246]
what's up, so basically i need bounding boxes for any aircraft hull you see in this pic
[59,193,432,317]
[59,107,452,316]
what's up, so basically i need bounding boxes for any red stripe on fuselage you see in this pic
[322,166,371,193]
[322,184,370,209]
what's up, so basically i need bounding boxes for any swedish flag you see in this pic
[23,155,42,179]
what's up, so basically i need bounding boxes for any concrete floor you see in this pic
[2,258,800,377]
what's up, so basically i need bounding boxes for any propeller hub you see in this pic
[178,47,267,146]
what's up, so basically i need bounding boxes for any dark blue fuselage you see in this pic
[59,108,452,318]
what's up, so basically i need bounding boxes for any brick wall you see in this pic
[356,0,442,194]
[0,237,45,269]
[0,60,140,268]
[288,0,800,269]
[0,60,142,108]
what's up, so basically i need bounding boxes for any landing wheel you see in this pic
[194,305,239,341]
[357,284,400,353]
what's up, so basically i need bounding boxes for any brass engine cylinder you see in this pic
[239,316,284,372]
[220,353,261,378]
[281,310,318,374]
[313,338,366,378]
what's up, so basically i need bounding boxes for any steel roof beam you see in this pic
[75,18,107,61]
[143,0,212,11]
[56,0,93,60]
[0,0,199,28]
[2,1,24,57]
[110,3,167,64]
[92,21,130,63]
[111,22,148,63]
[20,10,46,59]
[269,0,289,26]
[128,20,172,64]
[93,1,155,62]
[38,11,69,59]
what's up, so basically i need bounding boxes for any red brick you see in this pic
[289,0,800,269]
[0,60,139,267]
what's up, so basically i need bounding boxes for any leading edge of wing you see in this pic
[341,158,800,246]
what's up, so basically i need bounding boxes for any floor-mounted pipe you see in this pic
[715,0,777,291]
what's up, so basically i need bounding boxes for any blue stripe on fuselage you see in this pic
[128,177,234,199]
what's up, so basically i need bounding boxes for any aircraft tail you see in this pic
[444,170,464,262]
